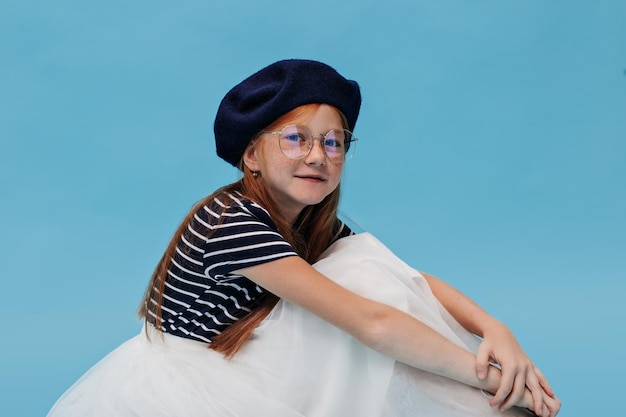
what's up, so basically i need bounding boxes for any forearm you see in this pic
[370,307,554,414]
[421,272,504,337]
[363,305,502,392]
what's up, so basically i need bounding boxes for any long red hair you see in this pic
[139,104,348,357]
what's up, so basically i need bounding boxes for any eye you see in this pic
[283,133,306,143]
[280,125,309,145]
[324,138,342,148]
[324,130,346,149]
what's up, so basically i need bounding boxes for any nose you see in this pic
[304,136,327,166]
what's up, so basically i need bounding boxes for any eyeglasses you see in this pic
[259,124,357,163]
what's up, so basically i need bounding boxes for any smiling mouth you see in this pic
[295,175,326,182]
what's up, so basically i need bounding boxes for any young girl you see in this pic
[47,59,560,417]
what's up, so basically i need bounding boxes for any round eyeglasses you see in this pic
[259,124,357,163]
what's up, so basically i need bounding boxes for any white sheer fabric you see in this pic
[48,233,530,417]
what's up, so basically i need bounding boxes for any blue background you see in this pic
[2,1,624,416]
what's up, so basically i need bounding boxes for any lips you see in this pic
[295,174,326,182]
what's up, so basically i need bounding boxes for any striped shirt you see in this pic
[147,191,352,343]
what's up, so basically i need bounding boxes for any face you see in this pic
[243,104,345,223]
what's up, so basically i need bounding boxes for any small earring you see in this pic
[252,171,259,178]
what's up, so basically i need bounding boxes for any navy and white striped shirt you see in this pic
[147,191,351,343]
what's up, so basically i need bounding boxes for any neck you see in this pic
[284,208,304,227]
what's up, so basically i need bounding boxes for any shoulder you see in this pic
[192,191,276,229]
[201,192,297,276]
[191,191,287,248]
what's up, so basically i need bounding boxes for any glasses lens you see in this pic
[279,125,309,159]
[323,130,346,161]
[324,130,356,161]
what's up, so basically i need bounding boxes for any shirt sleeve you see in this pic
[197,197,298,279]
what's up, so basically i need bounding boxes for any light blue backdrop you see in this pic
[2,1,624,416]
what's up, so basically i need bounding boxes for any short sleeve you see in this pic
[198,195,298,279]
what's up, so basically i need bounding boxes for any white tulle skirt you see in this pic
[48,233,530,417]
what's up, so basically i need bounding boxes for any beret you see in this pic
[214,59,361,167]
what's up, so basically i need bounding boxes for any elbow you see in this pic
[351,304,397,352]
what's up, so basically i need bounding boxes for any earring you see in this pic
[252,171,259,178]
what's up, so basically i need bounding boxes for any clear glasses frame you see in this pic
[259,124,357,163]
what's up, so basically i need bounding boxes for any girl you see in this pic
[48,59,560,417]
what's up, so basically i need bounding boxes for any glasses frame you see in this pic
[259,124,358,163]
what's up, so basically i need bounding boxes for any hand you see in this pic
[518,386,561,417]
[475,321,555,415]
[482,378,561,417]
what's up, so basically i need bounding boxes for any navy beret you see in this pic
[214,59,361,167]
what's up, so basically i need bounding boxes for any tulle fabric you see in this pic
[48,233,530,417]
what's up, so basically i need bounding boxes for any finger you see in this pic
[537,390,558,417]
[535,366,555,397]
[498,371,526,411]
[489,366,514,407]
[475,343,491,380]
[545,393,561,417]
[525,372,545,415]
[535,403,547,417]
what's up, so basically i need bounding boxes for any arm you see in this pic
[421,272,557,414]
[236,257,513,398]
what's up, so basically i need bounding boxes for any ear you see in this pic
[242,142,260,172]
